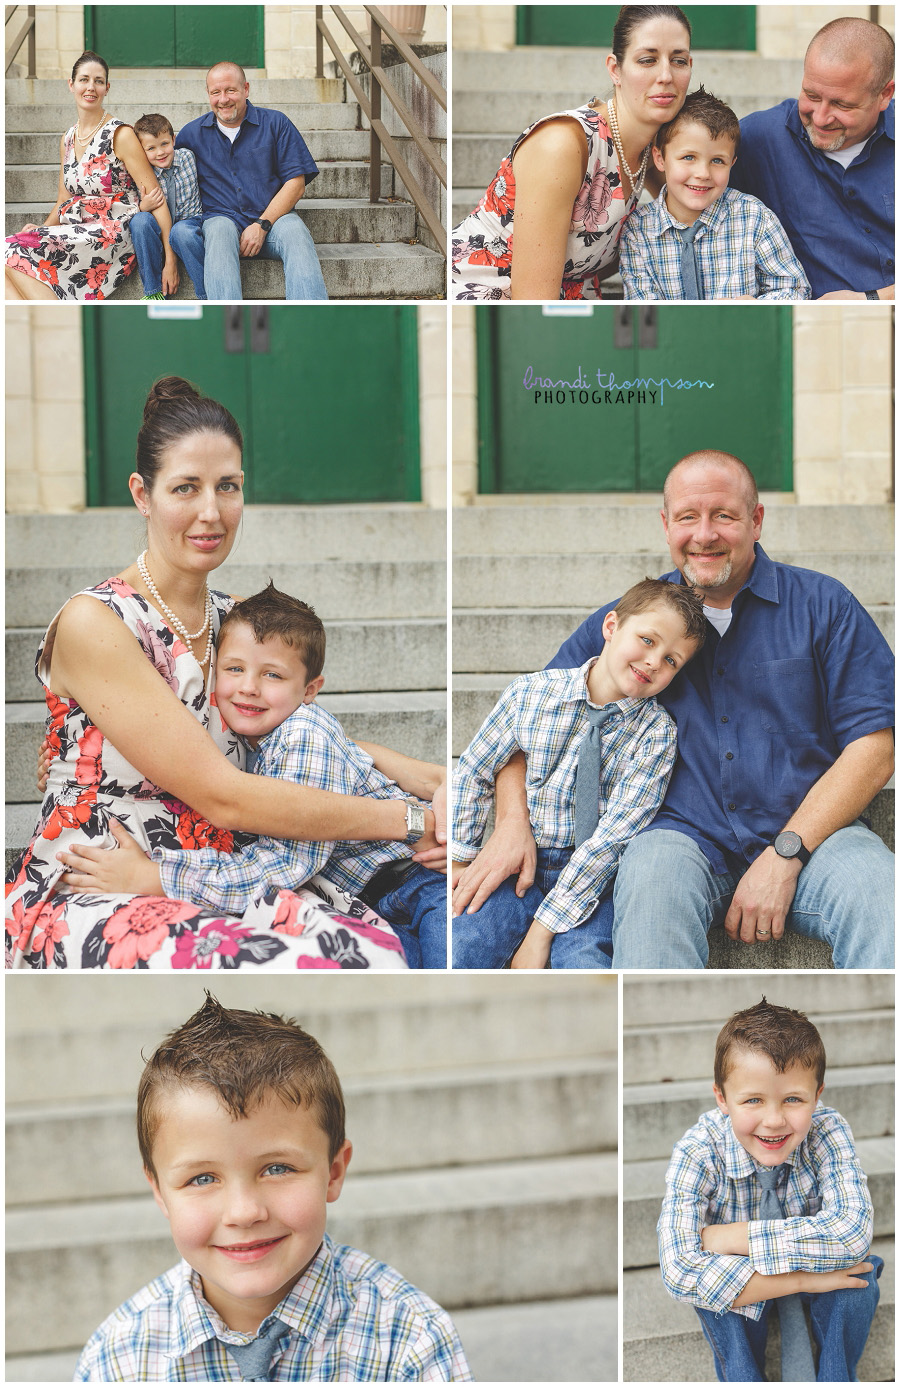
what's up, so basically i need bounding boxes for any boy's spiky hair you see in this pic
[217,581,326,681]
[137,993,346,1178]
[614,576,707,648]
[655,84,741,156]
[133,112,175,142]
[714,997,826,1092]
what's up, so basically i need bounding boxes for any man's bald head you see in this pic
[806,18,894,94]
[207,60,248,87]
[663,451,759,517]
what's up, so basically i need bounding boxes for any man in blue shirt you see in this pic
[176,61,327,300]
[451,451,894,969]
[730,17,894,301]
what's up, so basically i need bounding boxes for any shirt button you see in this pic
[725,752,734,760]
[728,803,736,811]
[863,227,872,234]
[720,716,729,723]
[717,667,725,676]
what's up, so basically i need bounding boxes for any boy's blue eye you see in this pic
[641,636,652,646]
[188,1173,216,1186]
[265,1163,292,1176]
[665,655,677,668]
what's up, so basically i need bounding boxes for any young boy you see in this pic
[619,88,810,301]
[452,578,706,969]
[64,584,446,968]
[131,113,206,300]
[75,995,473,1381]
[658,999,882,1382]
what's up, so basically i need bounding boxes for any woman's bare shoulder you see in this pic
[517,115,589,161]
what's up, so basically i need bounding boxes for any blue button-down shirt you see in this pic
[175,101,319,232]
[730,99,894,297]
[548,546,894,874]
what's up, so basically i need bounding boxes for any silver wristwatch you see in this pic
[405,801,427,842]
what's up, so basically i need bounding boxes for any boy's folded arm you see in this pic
[659,1173,762,1320]
[753,206,811,301]
[156,835,333,914]
[452,680,523,860]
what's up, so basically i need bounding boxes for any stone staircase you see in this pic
[5,973,617,1382]
[6,505,447,871]
[622,975,895,1381]
[452,499,894,969]
[452,49,803,226]
[6,75,445,299]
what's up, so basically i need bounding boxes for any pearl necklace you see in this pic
[137,551,214,666]
[607,95,650,198]
[74,113,106,145]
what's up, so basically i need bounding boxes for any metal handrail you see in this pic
[315,4,446,256]
[6,4,36,77]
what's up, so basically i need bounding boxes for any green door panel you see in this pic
[477,305,792,494]
[84,6,264,69]
[516,6,756,51]
[83,308,420,506]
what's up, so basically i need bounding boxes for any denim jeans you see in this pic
[374,863,446,970]
[612,824,894,970]
[130,212,206,298]
[201,212,328,300]
[452,846,615,969]
[694,1255,882,1382]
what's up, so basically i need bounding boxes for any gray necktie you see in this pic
[223,1317,287,1380]
[678,223,703,299]
[756,1166,816,1380]
[573,706,611,846]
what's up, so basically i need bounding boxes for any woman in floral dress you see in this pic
[5,50,177,301]
[451,5,693,300]
[5,378,445,971]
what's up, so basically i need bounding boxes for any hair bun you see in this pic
[143,375,201,421]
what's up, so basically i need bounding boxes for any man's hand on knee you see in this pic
[724,848,802,944]
[451,819,537,916]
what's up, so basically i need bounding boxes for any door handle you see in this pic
[250,306,270,353]
[638,306,657,349]
[224,306,244,353]
[613,305,632,349]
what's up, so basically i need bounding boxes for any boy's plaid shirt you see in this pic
[658,1105,874,1319]
[452,661,677,933]
[619,186,811,300]
[75,1234,473,1381]
[155,703,420,913]
[155,147,203,221]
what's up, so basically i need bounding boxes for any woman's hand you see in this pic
[140,182,165,213]
[510,920,553,969]
[57,818,164,895]
[412,779,447,871]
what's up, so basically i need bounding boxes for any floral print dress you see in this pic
[451,102,641,300]
[4,119,139,300]
[5,581,408,972]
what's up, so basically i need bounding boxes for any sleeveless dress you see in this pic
[451,102,641,300]
[4,118,139,300]
[4,580,408,971]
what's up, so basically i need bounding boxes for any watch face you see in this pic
[775,831,802,856]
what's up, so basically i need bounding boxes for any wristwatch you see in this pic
[405,801,427,843]
[865,290,880,301]
[254,218,272,234]
[770,830,811,867]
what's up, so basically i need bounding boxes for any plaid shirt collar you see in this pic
[165,1236,337,1361]
[716,1104,811,1183]
[563,659,649,716]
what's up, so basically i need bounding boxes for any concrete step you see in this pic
[624,1065,894,1161]
[8,159,395,203]
[6,1296,618,1385]
[623,1235,893,1381]
[453,551,894,610]
[452,50,802,94]
[625,1007,895,1085]
[624,1135,894,1271]
[6,77,346,104]
[5,974,614,1084]
[624,974,897,1027]
[5,690,447,809]
[7,130,387,165]
[6,101,359,133]
[7,506,445,567]
[8,197,418,245]
[452,606,895,673]
[6,1151,616,1352]
[453,504,895,556]
[7,557,445,631]
[452,1294,617,1383]
[7,1053,616,1203]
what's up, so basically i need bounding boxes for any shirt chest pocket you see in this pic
[754,658,821,734]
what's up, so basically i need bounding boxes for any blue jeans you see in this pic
[202,213,327,300]
[374,863,446,970]
[130,212,206,298]
[695,1255,882,1382]
[452,847,615,969]
[612,824,894,969]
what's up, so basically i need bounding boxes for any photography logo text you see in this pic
[522,365,715,406]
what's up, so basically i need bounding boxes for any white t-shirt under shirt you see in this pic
[216,120,241,142]
[821,138,868,169]
[704,605,733,637]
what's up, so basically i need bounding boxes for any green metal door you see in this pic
[477,305,792,493]
[84,307,421,505]
[84,6,265,68]
[516,6,756,50]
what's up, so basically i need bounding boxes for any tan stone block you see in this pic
[39,471,87,512]
[793,321,842,392]
[266,7,292,48]
[452,394,478,469]
[57,6,85,50]
[423,6,447,43]
[792,458,842,505]
[6,332,33,400]
[841,321,893,388]
[6,471,42,514]
[451,460,477,508]
[33,322,83,403]
[794,392,841,461]
[843,391,892,453]
[6,398,35,473]
[35,401,85,472]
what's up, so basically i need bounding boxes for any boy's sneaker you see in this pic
[141,291,165,301]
